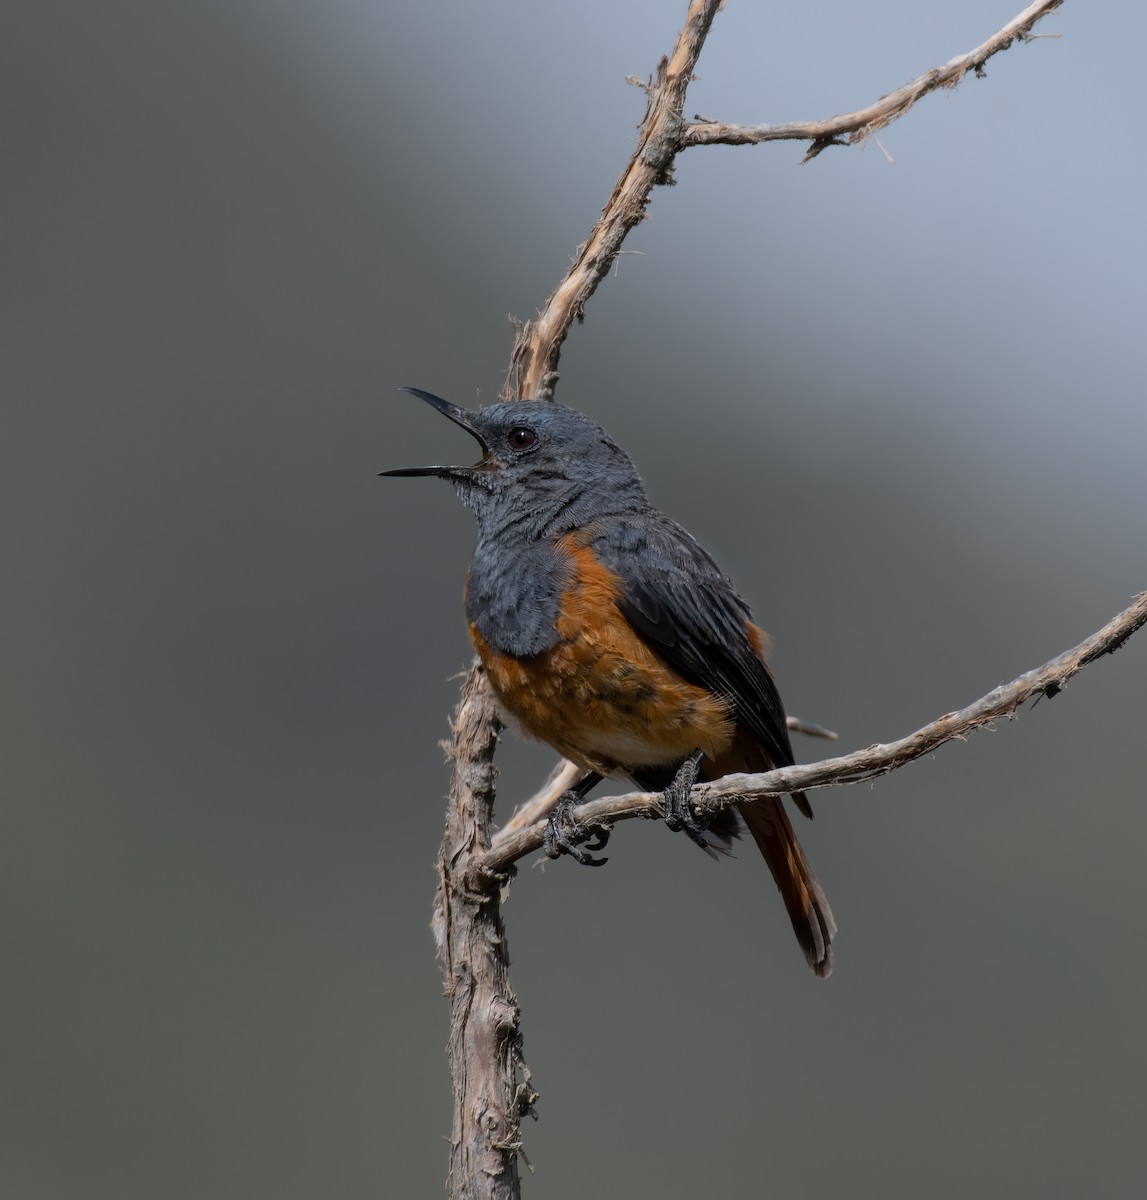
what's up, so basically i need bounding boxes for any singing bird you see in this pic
[384,389,835,977]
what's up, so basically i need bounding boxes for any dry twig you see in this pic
[501,0,724,402]
[683,0,1064,161]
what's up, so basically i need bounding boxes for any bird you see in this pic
[382,388,836,977]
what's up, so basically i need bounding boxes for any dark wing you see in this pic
[588,511,801,781]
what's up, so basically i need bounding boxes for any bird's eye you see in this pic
[508,426,538,451]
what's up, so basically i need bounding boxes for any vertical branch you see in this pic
[433,664,536,1200]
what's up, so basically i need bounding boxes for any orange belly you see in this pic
[468,540,733,777]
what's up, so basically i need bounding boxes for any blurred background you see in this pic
[3,1,1145,1196]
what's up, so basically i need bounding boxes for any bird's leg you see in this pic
[543,771,608,866]
[661,749,709,848]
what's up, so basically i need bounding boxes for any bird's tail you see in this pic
[738,797,836,979]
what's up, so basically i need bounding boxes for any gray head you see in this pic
[381,389,648,537]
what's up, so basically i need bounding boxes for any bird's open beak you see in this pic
[379,388,490,480]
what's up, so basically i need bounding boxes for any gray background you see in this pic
[4,2,1145,1197]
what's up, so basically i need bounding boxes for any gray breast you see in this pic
[465,537,570,658]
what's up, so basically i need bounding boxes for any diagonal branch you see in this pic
[683,0,1064,162]
[502,0,724,403]
[475,592,1146,880]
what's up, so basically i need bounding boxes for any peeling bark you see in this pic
[433,664,536,1200]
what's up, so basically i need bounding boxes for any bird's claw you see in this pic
[661,749,709,849]
[543,791,610,866]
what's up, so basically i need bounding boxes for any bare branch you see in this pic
[434,667,536,1200]
[682,0,1064,162]
[785,714,839,742]
[475,593,1147,879]
[502,0,724,401]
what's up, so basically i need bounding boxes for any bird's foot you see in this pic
[543,773,608,866]
[661,749,709,849]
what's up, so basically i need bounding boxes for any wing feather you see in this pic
[586,513,800,781]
